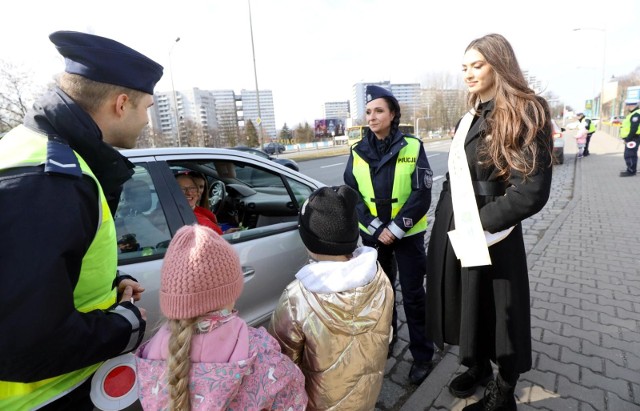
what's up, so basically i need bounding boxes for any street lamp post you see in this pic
[248,0,264,149]
[573,27,606,125]
[169,37,181,147]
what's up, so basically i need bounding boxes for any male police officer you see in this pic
[619,99,640,177]
[344,85,435,385]
[0,31,163,410]
[577,112,597,156]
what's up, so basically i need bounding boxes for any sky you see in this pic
[3,0,639,127]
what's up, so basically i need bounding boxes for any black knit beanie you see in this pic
[298,185,360,256]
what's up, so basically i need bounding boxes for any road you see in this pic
[296,139,452,187]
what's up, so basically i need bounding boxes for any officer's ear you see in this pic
[114,94,130,118]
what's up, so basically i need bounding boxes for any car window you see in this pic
[114,165,172,261]
[168,159,314,244]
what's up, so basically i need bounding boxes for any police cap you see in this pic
[50,31,164,95]
[625,99,639,106]
[365,85,396,103]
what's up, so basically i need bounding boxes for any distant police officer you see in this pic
[619,99,640,177]
[344,85,435,385]
[0,31,163,410]
[577,112,597,156]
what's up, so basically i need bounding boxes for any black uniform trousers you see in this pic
[584,132,594,156]
[623,137,639,174]
[363,231,434,363]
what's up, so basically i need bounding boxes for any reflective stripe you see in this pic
[111,305,142,353]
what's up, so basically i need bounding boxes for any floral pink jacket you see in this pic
[135,317,307,410]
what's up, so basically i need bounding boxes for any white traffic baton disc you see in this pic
[90,353,138,411]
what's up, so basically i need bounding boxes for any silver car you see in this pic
[115,147,323,331]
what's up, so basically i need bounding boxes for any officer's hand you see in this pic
[118,278,145,302]
[120,285,147,321]
[377,228,396,245]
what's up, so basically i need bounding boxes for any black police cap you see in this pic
[365,85,396,103]
[50,31,164,95]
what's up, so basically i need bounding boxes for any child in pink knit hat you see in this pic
[135,224,307,410]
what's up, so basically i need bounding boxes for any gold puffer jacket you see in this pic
[268,246,393,411]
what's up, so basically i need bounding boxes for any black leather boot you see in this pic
[449,363,493,398]
[462,374,517,411]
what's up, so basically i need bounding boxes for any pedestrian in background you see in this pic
[577,112,596,156]
[343,85,435,385]
[0,31,162,410]
[136,225,307,410]
[619,99,640,177]
[426,33,553,411]
[575,119,588,158]
[269,185,394,410]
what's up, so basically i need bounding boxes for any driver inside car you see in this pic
[175,171,239,234]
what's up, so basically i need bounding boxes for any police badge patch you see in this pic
[423,168,433,189]
[403,217,414,228]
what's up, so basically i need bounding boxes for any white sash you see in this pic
[446,112,515,267]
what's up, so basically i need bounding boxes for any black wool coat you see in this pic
[425,100,553,373]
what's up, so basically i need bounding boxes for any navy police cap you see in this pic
[365,85,396,103]
[50,31,164,95]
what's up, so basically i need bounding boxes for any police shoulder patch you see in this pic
[423,168,433,189]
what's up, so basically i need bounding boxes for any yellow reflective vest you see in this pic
[0,126,118,410]
[620,108,640,138]
[351,137,427,236]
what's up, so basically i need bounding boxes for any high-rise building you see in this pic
[148,88,276,147]
[322,101,350,119]
[350,81,421,123]
[241,89,276,143]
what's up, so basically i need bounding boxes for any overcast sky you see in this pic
[4,0,639,126]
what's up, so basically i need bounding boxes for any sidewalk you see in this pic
[377,131,640,410]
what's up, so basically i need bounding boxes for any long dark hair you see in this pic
[466,33,552,179]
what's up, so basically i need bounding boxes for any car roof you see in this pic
[121,146,316,184]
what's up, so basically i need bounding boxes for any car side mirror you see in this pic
[561,128,565,132]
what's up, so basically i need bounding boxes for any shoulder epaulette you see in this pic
[45,136,82,177]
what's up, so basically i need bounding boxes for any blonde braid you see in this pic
[167,318,197,411]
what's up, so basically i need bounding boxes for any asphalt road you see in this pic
[295,139,453,187]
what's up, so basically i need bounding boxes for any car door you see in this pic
[117,150,321,330]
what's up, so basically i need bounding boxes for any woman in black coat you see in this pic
[425,33,553,411]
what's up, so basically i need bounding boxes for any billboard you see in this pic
[314,118,345,138]
[626,86,640,103]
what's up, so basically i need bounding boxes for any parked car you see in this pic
[263,142,286,155]
[610,116,623,126]
[231,145,299,171]
[115,147,323,331]
[551,119,565,165]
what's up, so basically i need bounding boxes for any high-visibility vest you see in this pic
[584,119,596,133]
[620,108,640,138]
[0,125,118,410]
[351,137,427,236]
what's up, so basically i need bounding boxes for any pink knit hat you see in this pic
[159,225,244,320]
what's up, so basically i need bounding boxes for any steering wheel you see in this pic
[209,180,226,214]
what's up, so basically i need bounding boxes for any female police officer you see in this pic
[344,85,434,385]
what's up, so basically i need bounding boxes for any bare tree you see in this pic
[218,114,239,147]
[0,60,43,132]
[294,122,314,143]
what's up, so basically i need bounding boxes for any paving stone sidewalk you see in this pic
[377,131,640,410]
